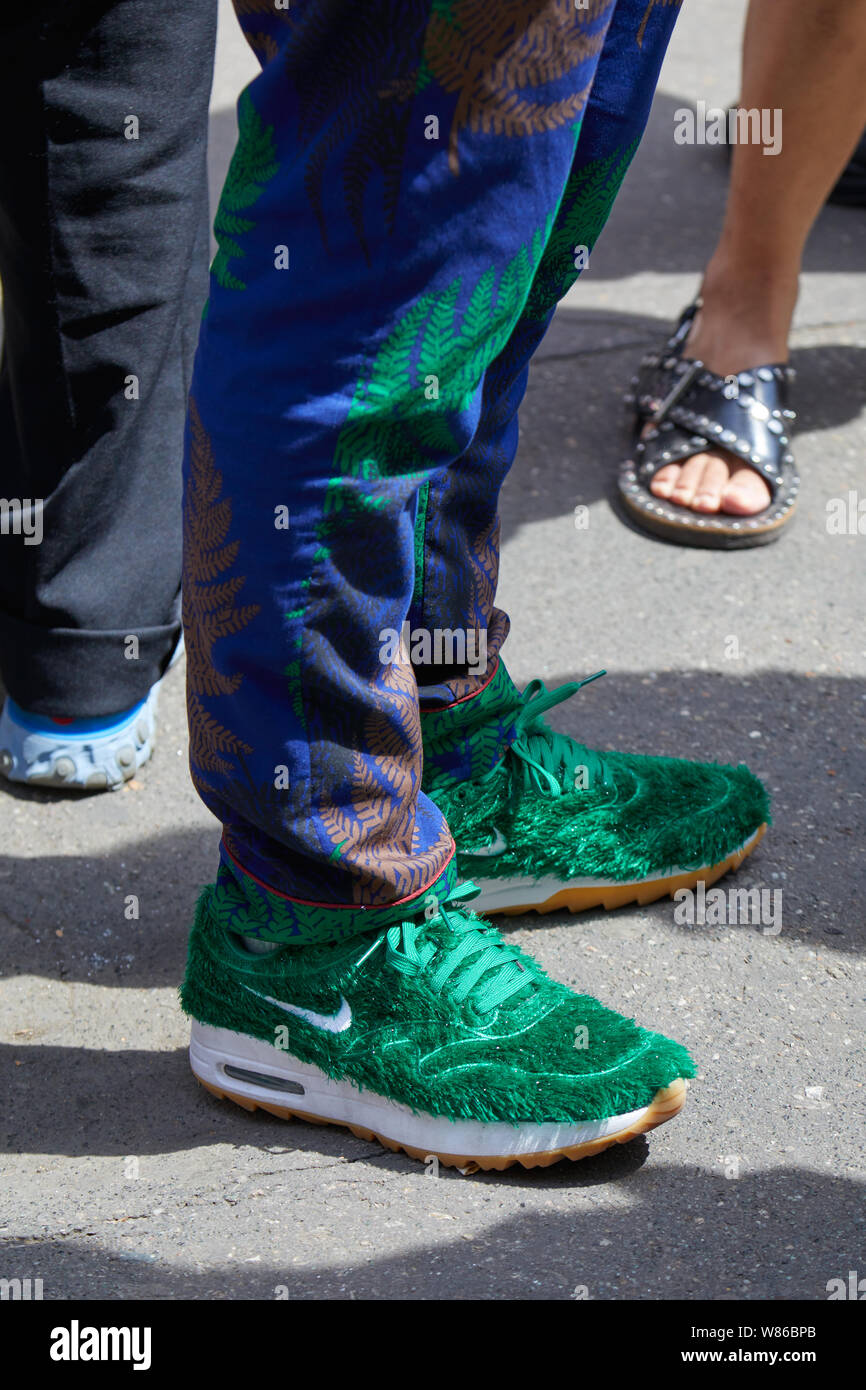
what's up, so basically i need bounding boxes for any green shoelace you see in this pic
[384,882,534,1013]
[483,672,611,798]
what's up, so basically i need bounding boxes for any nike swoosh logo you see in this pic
[242,985,353,1034]
[464,828,508,858]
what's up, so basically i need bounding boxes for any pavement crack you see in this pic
[0,908,40,940]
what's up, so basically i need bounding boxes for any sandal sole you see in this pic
[616,482,797,550]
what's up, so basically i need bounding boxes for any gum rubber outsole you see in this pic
[483,823,767,917]
[193,1074,688,1173]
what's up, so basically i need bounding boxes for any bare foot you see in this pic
[650,445,772,515]
[642,302,791,516]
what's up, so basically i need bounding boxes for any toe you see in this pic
[690,454,731,513]
[721,465,772,516]
[670,454,706,507]
[649,463,681,498]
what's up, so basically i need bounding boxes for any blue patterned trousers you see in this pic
[183,0,681,917]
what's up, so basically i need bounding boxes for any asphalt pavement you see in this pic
[1,0,864,1301]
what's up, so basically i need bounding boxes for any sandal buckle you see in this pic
[651,360,703,424]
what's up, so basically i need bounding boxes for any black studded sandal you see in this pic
[616,302,800,548]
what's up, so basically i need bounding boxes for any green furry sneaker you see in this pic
[420,661,769,916]
[182,870,694,1171]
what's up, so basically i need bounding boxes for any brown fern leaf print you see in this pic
[636,0,684,48]
[424,0,611,173]
[231,0,291,68]
[282,2,432,257]
[187,692,252,777]
[247,31,279,64]
[317,648,450,904]
[184,399,260,777]
[467,516,499,627]
[441,520,511,703]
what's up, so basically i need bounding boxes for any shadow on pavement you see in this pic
[506,314,866,527]
[0,1037,654,1178]
[1,1160,861,1299]
[0,669,862,995]
[581,89,866,284]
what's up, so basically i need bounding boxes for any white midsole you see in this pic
[189,1021,649,1158]
[470,828,763,912]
